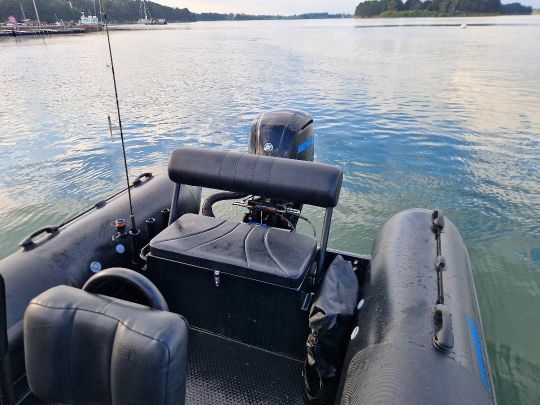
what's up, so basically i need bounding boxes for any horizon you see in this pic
[157,0,540,14]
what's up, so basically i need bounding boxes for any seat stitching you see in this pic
[249,157,258,183]
[27,302,179,365]
[184,223,241,252]
[233,153,244,188]
[153,220,227,244]
[243,226,257,269]
[217,151,228,179]
[263,229,289,277]
[109,322,120,404]
[266,159,274,188]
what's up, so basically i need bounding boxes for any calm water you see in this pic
[1,16,539,403]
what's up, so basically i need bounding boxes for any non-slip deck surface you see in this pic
[187,329,306,404]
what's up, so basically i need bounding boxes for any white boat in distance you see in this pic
[137,0,167,25]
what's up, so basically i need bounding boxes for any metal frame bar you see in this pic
[169,183,181,225]
[317,207,333,274]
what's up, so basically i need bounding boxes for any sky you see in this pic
[156,0,540,14]
[157,1,359,15]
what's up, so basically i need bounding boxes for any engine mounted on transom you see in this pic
[201,110,315,231]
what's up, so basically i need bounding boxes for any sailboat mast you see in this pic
[20,2,27,20]
[32,0,41,26]
[98,0,102,21]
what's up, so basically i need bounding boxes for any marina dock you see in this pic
[0,27,87,37]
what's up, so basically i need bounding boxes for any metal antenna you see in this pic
[102,3,137,232]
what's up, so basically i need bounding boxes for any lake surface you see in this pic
[1,16,539,404]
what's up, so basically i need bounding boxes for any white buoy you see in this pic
[460,23,467,29]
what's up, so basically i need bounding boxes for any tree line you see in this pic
[197,12,352,21]
[355,0,532,17]
[0,0,194,23]
[0,1,353,24]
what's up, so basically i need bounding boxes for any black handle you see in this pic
[83,268,168,311]
[433,304,454,352]
[19,226,60,248]
[132,172,153,186]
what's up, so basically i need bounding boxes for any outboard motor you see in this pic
[249,110,314,161]
[202,110,315,231]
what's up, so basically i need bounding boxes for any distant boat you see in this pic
[137,0,167,25]
[137,18,167,25]
[460,23,468,29]
[79,12,103,29]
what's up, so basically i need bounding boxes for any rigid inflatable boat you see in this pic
[0,111,496,405]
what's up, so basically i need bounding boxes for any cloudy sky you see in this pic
[157,0,539,14]
[157,1,359,14]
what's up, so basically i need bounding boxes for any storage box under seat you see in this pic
[146,213,318,358]
[149,213,317,289]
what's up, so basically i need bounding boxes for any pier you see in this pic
[0,27,86,37]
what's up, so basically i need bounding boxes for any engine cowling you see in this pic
[249,110,314,161]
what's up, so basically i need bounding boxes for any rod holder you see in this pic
[161,208,170,230]
[129,229,141,265]
[146,218,156,242]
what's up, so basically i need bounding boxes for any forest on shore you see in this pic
[355,0,533,17]
[0,0,351,24]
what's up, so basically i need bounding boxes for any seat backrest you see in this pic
[168,147,343,208]
[24,285,188,405]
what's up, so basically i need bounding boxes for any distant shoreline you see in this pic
[355,12,532,18]
[354,1,534,18]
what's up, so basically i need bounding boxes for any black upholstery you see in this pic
[24,285,188,405]
[150,214,317,288]
[168,147,343,208]
[1,274,14,404]
[0,275,6,361]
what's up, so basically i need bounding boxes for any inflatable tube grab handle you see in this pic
[132,172,153,187]
[433,303,454,351]
[19,226,60,249]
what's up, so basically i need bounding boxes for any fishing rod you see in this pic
[101,2,138,234]
[100,1,142,264]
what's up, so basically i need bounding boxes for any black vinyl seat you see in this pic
[24,284,188,405]
[150,213,317,289]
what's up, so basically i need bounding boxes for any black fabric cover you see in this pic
[168,147,343,208]
[24,285,188,405]
[150,214,317,289]
[0,275,6,360]
[305,256,358,396]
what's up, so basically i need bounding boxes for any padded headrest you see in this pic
[24,285,188,405]
[168,147,343,208]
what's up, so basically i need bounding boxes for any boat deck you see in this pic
[187,328,305,404]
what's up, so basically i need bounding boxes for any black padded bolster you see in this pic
[168,147,343,208]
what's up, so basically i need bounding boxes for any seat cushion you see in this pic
[149,214,317,289]
[24,285,188,405]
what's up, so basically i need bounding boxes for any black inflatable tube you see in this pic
[0,175,200,399]
[336,209,496,405]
